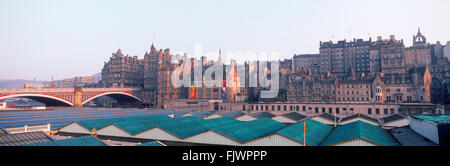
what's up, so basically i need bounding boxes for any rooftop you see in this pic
[321,120,399,146]
[212,118,286,143]
[248,112,276,119]
[381,114,406,124]
[280,112,308,121]
[412,115,450,123]
[22,135,107,146]
[277,119,333,146]
[340,113,379,124]
[390,126,438,146]
[0,132,53,146]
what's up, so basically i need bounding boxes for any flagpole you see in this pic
[303,121,306,146]
[334,111,337,127]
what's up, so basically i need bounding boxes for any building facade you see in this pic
[101,48,144,88]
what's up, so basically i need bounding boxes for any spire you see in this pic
[218,48,223,64]
[116,48,123,56]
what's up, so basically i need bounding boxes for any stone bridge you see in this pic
[0,88,142,107]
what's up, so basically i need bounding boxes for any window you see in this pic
[243,105,246,110]
[296,106,299,111]
[368,108,372,115]
[336,108,340,114]
[315,107,319,113]
[303,106,306,112]
[376,108,380,115]
[272,105,275,111]
[322,108,326,113]
[329,108,332,114]
[390,108,394,114]
[384,108,388,115]
[278,105,281,111]
[284,105,287,111]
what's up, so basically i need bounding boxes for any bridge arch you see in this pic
[81,91,141,105]
[0,93,74,107]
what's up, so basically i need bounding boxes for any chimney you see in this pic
[390,35,395,41]
[377,36,382,41]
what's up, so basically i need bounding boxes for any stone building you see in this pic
[142,44,181,108]
[370,35,406,75]
[405,29,432,71]
[292,54,320,75]
[287,66,432,104]
[319,38,372,78]
[101,48,144,88]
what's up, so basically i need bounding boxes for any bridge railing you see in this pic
[0,88,140,93]
[5,124,51,134]
[0,88,74,93]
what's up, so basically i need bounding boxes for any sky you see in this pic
[0,0,450,80]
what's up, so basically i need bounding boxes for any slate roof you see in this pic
[390,126,438,146]
[22,135,107,146]
[248,112,276,119]
[280,112,307,121]
[0,132,53,146]
[381,114,406,124]
[340,113,379,124]
[218,112,245,118]
[318,113,341,122]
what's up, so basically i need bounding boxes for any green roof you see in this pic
[22,136,106,146]
[75,115,241,138]
[76,114,171,131]
[321,120,399,146]
[212,118,286,143]
[412,115,450,123]
[277,119,333,146]
[136,141,164,146]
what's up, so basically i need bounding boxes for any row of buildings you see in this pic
[100,29,450,109]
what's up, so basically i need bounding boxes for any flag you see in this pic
[303,121,306,134]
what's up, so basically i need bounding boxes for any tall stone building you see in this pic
[101,48,144,88]
[370,35,406,75]
[319,38,372,78]
[405,28,432,71]
[142,44,181,108]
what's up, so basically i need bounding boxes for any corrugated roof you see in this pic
[277,119,333,146]
[74,115,241,139]
[212,118,286,143]
[22,135,107,146]
[136,141,164,146]
[248,112,276,119]
[0,131,53,146]
[321,120,399,146]
[77,114,171,130]
[280,112,307,121]
[412,115,450,123]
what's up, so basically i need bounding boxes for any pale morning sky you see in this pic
[1,0,449,80]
